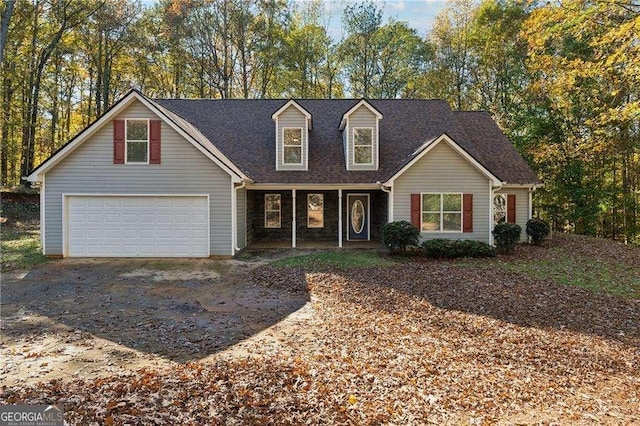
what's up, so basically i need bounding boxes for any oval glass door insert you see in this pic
[351,200,365,234]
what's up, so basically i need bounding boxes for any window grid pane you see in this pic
[284,128,302,146]
[127,141,148,163]
[354,128,372,146]
[126,120,148,141]
[354,146,372,164]
[265,194,281,228]
[421,193,463,232]
[307,194,324,228]
[283,146,302,164]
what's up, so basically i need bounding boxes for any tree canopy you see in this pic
[1,0,638,243]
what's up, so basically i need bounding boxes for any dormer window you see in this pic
[283,127,303,165]
[272,100,311,171]
[353,128,373,165]
[339,100,382,171]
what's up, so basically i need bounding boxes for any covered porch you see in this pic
[245,186,389,249]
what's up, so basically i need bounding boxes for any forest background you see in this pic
[1,0,638,243]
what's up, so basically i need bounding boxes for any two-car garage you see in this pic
[65,195,210,257]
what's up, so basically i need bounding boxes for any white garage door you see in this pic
[66,195,209,257]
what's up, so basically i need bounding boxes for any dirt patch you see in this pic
[0,258,308,387]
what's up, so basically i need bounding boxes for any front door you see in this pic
[347,194,370,241]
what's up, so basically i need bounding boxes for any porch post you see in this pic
[292,189,296,248]
[338,189,343,248]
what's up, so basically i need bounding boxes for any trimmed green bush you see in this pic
[492,222,522,254]
[382,221,420,254]
[526,218,550,245]
[421,239,496,259]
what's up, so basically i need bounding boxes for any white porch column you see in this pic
[292,189,297,248]
[338,189,343,248]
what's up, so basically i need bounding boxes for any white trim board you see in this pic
[27,90,247,183]
[385,133,502,187]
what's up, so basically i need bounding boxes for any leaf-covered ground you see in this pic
[2,235,639,425]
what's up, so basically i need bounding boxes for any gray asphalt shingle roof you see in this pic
[153,98,540,185]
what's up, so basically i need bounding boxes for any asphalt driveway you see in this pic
[0,257,309,386]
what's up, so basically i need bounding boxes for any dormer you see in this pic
[339,100,382,171]
[272,100,312,171]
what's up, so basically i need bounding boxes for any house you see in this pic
[27,90,541,258]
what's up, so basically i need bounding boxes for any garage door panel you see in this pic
[67,196,209,257]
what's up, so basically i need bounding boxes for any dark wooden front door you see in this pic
[347,194,370,241]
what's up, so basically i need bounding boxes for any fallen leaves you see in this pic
[1,236,639,424]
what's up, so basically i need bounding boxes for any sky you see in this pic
[311,0,449,40]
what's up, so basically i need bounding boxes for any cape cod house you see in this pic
[27,89,540,257]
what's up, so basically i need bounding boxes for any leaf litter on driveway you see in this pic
[1,242,639,424]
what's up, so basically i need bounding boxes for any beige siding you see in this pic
[346,106,378,170]
[236,187,247,250]
[276,106,307,171]
[44,100,233,256]
[495,187,531,242]
[393,141,492,242]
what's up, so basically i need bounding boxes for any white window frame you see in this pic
[125,119,149,164]
[307,193,324,228]
[282,127,303,165]
[352,127,374,165]
[493,193,508,225]
[421,193,463,233]
[264,193,281,228]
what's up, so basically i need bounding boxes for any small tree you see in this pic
[382,221,420,254]
[492,222,521,254]
[526,218,550,245]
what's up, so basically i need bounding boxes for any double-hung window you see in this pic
[265,194,281,228]
[307,194,324,228]
[493,194,507,225]
[353,128,373,164]
[283,128,303,165]
[126,119,149,163]
[421,193,463,232]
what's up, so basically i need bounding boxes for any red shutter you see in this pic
[463,194,473,233]
[507,194,516,223]
[149,120,161,164]
[113,120,125,164]
[410,194,421,229]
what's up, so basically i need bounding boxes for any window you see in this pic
[307,194,324,228]
[126,119,149,163]
[265,194,281,228]
[353,127,373,164]
[283,128,303,164]
[493,194,507,225]
[421,193,462,232]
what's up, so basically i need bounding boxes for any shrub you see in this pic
[492,222,522,254]
[526,218,550,245]
[421,239,496,259]
[382,221,420,254]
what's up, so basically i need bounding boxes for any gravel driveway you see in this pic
[0,257,309,387]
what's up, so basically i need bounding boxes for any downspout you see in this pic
[234,180,247,253]
[380,183,393,223]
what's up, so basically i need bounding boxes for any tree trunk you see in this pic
[0,0,15,65]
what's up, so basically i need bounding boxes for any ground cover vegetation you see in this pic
[2,196,639,422]
[1,232,638,424]
[0,0,638,243]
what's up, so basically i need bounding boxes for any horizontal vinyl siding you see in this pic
[394,142,491,243]
[44,100,233,256]
[496,188,530,242]
[276,107,307,171]
[347,107,378,171]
